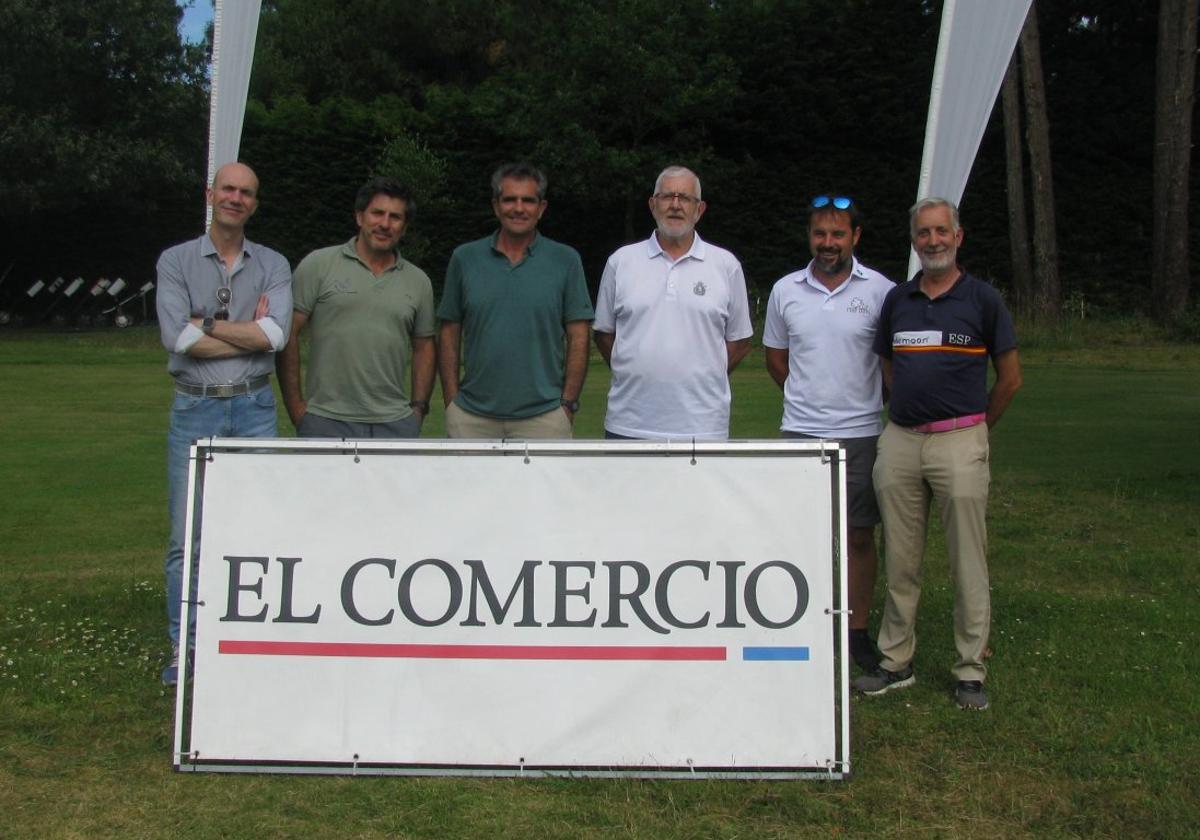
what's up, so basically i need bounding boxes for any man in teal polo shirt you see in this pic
[438,163,593,438]
[277,177,436,438]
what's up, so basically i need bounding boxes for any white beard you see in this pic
[919,248,956,272]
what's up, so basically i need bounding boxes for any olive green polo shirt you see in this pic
[293,238,435,423]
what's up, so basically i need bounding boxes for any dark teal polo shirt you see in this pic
[438,232,593,419]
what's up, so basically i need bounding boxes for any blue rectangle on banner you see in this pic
[742,647,810,661]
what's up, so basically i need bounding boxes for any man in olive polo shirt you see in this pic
[437,162,593,438]
[277,177,436,437]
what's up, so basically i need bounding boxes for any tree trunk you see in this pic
[1019,3,1060,323]
[1152,0,1198,324]
[1002,51,1033,318]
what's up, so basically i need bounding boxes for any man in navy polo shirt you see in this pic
[853,197,1022,711]
[763,195,894,673]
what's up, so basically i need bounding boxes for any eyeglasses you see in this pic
[215,286,231,320]
[811,195,853,210]
[653,192,700,207]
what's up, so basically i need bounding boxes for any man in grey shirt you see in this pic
[155,161,292,686]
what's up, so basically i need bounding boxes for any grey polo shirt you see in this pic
[156,233,292,385]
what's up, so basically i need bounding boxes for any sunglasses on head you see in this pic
[811,195,853,210]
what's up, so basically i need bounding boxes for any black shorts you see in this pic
[782,432,881,528]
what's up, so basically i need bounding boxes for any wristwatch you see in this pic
[409,400,430,413]
[560,397,580,413]
[202,315,215,334]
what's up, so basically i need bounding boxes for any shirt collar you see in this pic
[797,256,866,294]
[490,230,541,256]
[645,230,707,261]
[341,236,404,271]
[906,268,968,299]
[201,231,252,260]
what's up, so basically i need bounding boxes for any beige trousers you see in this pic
[445,402,574,439]
[873,421,991,682]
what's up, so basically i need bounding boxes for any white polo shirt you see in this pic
[594,232,753,440]
[762,257,894,438]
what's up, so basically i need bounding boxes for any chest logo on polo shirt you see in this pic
[693,281,707,296]
[847,297,871,315]
[893,330,941,347]
[890,329,987,355]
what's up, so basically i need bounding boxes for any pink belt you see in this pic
[909,412,987,434]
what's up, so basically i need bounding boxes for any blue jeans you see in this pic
[165,386,277,645]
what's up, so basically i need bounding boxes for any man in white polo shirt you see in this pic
[763,195,894,672]
[594,165,753,440]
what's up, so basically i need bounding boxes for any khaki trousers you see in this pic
[873,421,991,682]
[445,402,574,439]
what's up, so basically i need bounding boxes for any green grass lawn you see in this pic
[1,325,1197,838]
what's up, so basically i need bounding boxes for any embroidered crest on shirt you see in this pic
[847,296,870,315]
[693,281,707,296]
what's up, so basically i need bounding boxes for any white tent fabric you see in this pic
[205,0,263,227]
[908,0,1033,278]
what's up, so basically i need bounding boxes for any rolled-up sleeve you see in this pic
[258,250,293,350]
[156,246,193,352]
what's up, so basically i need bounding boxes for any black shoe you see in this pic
[849,629,881,671]
[955,680,989,710]
[851,664,915,695]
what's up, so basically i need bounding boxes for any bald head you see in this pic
[207,162,260,232]
[211,162,258,190]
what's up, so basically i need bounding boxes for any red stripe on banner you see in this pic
[219,640,727,661]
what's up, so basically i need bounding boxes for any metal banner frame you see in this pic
[173,439,851,779]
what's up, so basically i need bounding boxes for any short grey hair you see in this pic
[491,162,548,201]
[909,197,960,238]
[653,165,702,200]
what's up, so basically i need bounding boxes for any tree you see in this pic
[480,0,738,243]
[236,0,1191,315]
[0,0,207,277]
[1152,0,1198,323]
[1001,53,1034,316]
[0,0,206,214]
[251,0,506,105]
[1019,2,1061,321]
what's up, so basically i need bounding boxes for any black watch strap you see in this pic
[560,397,580,412]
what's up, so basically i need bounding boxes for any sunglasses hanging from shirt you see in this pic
[215,286,231,320]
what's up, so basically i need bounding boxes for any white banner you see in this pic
[175,441,849,778]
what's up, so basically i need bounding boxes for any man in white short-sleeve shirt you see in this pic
[594,165,753,440]
[763,194,894,671]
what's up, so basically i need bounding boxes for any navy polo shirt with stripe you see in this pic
[873,271,1017,427]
